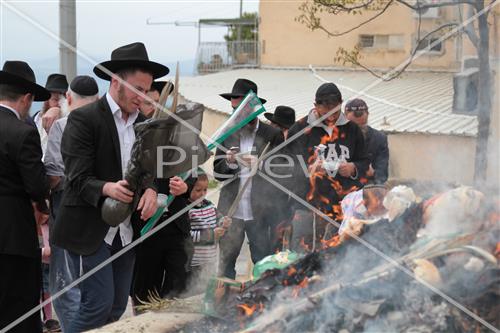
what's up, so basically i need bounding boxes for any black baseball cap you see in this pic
[345,98,369,116]
[315,83,342,105]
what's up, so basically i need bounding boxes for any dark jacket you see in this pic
[51,96,152,256]
[363,126,389,184]
[286,113,369,217]
[0,106,49,258]
[213,121,284,219]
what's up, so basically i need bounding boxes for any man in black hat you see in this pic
[0,60,50,333]
[32,73,68,155]
[214,78,284,279]
[285,83,369,250]
[345,98,389,185]
[44,75,99,332]
[51,42,167,331]
[264,105,296,139]
[139,80,174,118]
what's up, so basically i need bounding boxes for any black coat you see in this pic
[364,126,389,184]
[51,96,152,256]
[0,106,49,258]
[213,122,284,219]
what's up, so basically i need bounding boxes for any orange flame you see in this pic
[321,234,341,249]
[292,277,309,298]
[237,303,257,316]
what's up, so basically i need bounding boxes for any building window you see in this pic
[415,35,443,54]
[359,34,404,50]
[359,35,375,48]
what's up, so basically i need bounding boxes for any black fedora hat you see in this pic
[93,42,169,81]
[0,61,50,101]
[220,78,267,104]
[264,105,296,129]
[45,73,68,93]
[150,80,174,95]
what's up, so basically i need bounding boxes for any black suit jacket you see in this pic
[365,126,389,184]
[0,106,49,258]
[213,122,284,219]
[52,96,151,255]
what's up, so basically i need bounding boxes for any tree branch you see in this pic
[337,22,459,81]
[396,0,476,11]
[315,0,378,14]
[316,0,394,37]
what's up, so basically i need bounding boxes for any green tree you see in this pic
[224,12,258,42]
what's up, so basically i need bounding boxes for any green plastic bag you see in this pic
[252,250,300,280]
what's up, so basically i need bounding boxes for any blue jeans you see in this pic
[49,190,80,332]
[49,244,79,332]
[67,235,135,333]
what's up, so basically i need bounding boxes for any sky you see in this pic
[0,0,260,80]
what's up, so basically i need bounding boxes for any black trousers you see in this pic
[0,253,42,333]
[131,223,192,306]
[218,218,269,279]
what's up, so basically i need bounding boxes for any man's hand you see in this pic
[214,227,226,241]
[42,107,61,134]
[366,164,375,178]
[226,147,239,164]
[338,162,356,177]
[308,158,323,175]
[220,216,232,229]
[137,188,158,221]
[102,180,134,203]
[239,154,257,169]
[169,176,188,196]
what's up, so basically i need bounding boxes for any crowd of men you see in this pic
[0,41,389,333]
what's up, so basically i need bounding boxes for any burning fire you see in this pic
[291,277,309,298]
[237,303,257,316]
[321,234,341,249]
[237,302,265,317]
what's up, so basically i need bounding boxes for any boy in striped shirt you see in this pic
[188,172,230,290]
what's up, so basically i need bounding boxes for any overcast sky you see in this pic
[0,0,259,78]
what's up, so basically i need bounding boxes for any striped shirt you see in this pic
[189,199,219,266]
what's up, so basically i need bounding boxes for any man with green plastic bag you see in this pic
[214,79,285,279]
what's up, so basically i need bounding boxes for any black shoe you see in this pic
[44,319,61,332]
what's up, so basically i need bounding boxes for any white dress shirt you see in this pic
[34,111,49,157]
[233,120,259,221]
[0,103,20,119]
[103,92,139,247]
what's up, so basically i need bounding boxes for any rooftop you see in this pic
[180,67,478,137]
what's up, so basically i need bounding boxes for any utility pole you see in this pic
[237,0,243,57]
[59,0,77,81]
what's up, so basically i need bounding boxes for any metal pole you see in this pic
[237,0,242,60]
[59,0,77,81]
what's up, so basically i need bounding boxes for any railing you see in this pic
[195,41,259,74]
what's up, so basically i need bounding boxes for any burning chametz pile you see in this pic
[149,185,500,333]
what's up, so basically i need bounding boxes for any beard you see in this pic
[59,96,69,117]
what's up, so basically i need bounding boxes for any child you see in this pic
[187,171,230,292]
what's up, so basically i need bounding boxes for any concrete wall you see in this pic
[259,1,499,70]
[387,132,476,185]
